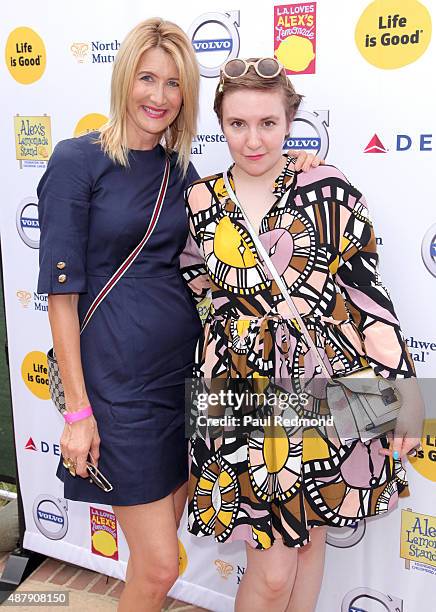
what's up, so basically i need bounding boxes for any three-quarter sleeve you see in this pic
[179,167,211,321]
[335,203,415,379]
[37,138,91,294]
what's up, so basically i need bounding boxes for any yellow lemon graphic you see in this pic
[5,27,46,84]
[275,36,315,72]
[178,539,188,575]
[21,351,50,400]
[408,419,436,482]
[92,530,118,557]
[355,0,432,69]
[38,145,49,158]
[74,113,108,137]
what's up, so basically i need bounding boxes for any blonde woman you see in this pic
[37,20,320,611]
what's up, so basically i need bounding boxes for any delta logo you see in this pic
[364,132,432,153]
[71,39,120,64]
[90,506,119,560]
[25,437,60,456]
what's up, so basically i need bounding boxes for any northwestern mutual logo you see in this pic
[71,39,120,64]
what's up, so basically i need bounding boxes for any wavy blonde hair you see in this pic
[98,18,199,175]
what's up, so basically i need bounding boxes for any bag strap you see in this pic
[223,169,332,380]
[80,157,170,333]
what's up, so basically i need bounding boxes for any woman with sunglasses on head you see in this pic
[183,57,423,611]
[37,20,321,611]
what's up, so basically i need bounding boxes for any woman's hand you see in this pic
[60,415,101,478]
[378,378,425,460]
[290,150,325,172]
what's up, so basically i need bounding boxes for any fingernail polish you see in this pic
[393,450,400,460]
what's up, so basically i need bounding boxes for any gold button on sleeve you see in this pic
[56,261,66,270]
[58,274,67,283]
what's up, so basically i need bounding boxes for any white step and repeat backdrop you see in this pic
[1,1,436,610]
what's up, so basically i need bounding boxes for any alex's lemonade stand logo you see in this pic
[14,115,52,166]
[401,510,436,571]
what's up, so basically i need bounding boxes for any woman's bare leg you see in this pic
[235,536,298,612]
[113,493,180,612]
[286,526,327,612]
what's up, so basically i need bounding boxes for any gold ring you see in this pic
[62,457,77,476]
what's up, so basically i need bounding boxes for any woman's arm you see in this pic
[48,294,100,478]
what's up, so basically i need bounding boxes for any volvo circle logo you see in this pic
[421,223,436,278]
[33,494,68,540]
[16,196,39,249]
[284,110,330,160]
[326,521,366,548]
[342,587,403,612]
[188,11,240,78]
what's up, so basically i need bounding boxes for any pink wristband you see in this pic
[64,405,93,424]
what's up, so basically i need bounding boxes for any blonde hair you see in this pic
[98,18,199,175]
[214,58,302,126]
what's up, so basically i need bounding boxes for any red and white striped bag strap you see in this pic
[80,157,170,334]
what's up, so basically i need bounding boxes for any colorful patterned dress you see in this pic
[180,156,415,549]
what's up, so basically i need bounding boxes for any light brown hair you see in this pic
[98,18,199,175]
[214,58,303,127]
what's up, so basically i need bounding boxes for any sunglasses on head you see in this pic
[221,57,284,80]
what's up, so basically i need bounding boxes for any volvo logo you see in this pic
[326,521,366,548]
[421,223,436,278]
[188,11,240,78]
[285,109,330,160]
[342,587,403,612]
[16,196,39,249]
[33,494,68,540]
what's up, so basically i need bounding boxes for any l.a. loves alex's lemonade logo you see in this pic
[74,113,108,137]
[408,419,436,482]
[5,27,46,84]
[355,0,432,69]
[401,509,436,571]
[90,507,118,561]
[274,3,316,75]
[21,351,50,400]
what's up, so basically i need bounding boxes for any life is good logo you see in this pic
[408,419,436,482]
[274,3,316,75]
[21,351,50,400]
[5,27,46,84]
[74,113,108,137]
[355,0,432,69]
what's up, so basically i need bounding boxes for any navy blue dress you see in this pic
[37,133,203,505]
